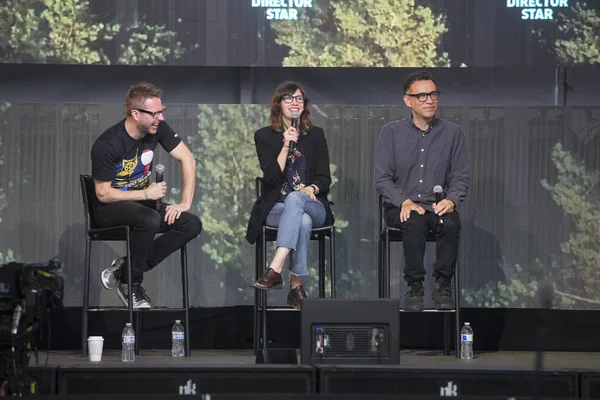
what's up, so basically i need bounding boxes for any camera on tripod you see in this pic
[0,259,64,395]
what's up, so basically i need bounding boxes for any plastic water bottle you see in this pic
[121,322,135,362]
[172,320,185,357]
[460,322,473,360]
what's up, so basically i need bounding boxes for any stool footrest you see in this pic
[86,307,188,312]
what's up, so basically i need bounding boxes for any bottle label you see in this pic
[122,335,135,344]
[461,334,473,342]
[172,332,184,340]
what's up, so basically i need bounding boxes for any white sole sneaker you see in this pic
[116,284,152,309]
[101,258,123,290]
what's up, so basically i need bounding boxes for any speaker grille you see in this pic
[315,326,388,358]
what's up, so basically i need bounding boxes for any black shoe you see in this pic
[432,278,454,309]
[101,257,124,290]
[138,284,152,304]
[117,283,152,309]
[405,281,425,312]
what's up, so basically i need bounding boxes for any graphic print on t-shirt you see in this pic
[113,148,154,190]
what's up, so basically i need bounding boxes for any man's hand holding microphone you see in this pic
[148,164,190,225]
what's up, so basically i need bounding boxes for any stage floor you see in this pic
[26,349,600,397]
[35,349,600,370]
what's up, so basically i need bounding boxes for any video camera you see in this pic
[0,259,64,395]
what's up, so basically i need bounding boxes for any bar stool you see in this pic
[79,175,191,357]
[377,196,460,357]
[253,177,336,354]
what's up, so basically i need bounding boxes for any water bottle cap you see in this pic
[126,323,132,326]
[176,320,181,323]
[465,322,470,325]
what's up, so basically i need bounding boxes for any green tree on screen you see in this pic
[541,143,600,305]
[462,143,599,309]
[0,102,17,263]
[117,21,184,65]
[0,0,184,65]
[190,105,266,277]
[270,0,450,67]
[538,1,600,64]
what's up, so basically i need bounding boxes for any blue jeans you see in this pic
[265,191,327,276]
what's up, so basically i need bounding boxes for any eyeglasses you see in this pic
[135,108,166,118]
[405,91,440,103]
[282,95,305,104]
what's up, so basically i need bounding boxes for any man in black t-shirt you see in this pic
[91,82,202,309]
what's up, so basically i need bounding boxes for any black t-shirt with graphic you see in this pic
[91,119,181,195]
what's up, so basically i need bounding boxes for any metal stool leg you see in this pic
[385,229,391,299]
[253,240,261,354]
[82,238,92,357]
[261,229,268,351]
[135,312,141,356]
[125,228,133,327]
[378,234,384,298]
[443,313,450,356]
[181,244,190,357]
[455,260,461,359]
[318,235,325,298]
[329,229,335,298]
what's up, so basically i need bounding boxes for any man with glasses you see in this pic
[374,71,470,311]
[90,82,202,309]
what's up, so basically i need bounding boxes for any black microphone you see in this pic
[434,185,444,226]
[289,110,299,154]
[154,163,165,210]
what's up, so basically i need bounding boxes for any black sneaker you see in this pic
[405,281,425,312]
[432,278,454,310]
[101,257,124,290]
[117,283,151,309]
[138,285,152,304]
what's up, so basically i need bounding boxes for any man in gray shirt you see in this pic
[374,71,470,311]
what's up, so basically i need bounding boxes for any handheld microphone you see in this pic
[154,163,165,210]
[434,185,444,226]
[289,110,299,154]
[12,303,23,335]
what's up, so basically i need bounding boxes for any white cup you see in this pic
[87,336,104,362]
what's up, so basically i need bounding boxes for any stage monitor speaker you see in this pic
[301,298,400,365]
[581,372,600,399]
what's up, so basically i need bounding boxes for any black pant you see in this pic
[93,200,202,284]
[385,207,460,284]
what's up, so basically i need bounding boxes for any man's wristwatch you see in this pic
[143,188,149,200]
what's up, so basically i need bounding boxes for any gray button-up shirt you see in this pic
[374,117,470,212]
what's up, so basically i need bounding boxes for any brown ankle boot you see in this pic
[249,268,283,290]
[287,285,307,309]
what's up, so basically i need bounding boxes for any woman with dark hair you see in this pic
[246,81,334,309]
